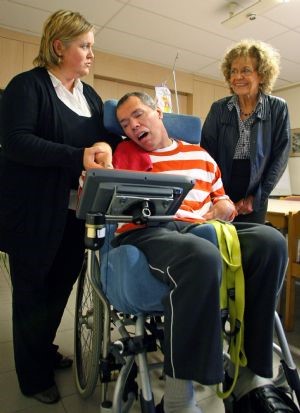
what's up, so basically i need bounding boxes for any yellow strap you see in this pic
[207,220,247,399]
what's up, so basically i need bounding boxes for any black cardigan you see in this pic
[0,67,120,271]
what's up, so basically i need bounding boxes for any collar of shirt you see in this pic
[227,93,264,118]
[48,71,91,117]
[153,139,178,153]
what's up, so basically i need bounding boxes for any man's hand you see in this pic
[83,142,113,170]
[203,199,237,222]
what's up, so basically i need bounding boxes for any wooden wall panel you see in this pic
[0,26,227,118]
[94,77,188,114]
[0,37,23,88]
[22,42,39,72]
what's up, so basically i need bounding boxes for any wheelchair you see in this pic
[73,101,300,413]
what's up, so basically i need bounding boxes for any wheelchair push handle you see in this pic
[84,203,177,251]
[84,212,106,250]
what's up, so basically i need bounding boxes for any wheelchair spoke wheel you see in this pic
[74,253,103,398]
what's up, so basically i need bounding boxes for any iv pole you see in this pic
[172,52,180,114]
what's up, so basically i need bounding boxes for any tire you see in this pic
[73,252,102,398]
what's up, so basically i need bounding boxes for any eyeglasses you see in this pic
[230,67,256,77]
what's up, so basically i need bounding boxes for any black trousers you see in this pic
[115,222,287,385]
[228,159,268,224]
[9,210,85,395]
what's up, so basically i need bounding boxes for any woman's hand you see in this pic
[83,142,113,170]
[235,195,254,216]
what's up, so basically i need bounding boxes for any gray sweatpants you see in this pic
[114,222,287,385]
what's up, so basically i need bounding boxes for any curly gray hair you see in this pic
[221,39,280,94]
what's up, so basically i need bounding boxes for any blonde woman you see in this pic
[0,10,120,403]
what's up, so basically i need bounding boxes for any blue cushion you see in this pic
[100,224,218,315]
[104,99,201,144]
[186,223,218,245]
[100,244,168,314]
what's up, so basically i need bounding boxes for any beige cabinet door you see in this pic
[23,42,39,72]
[94,77,188,114]
[0,37,23,88]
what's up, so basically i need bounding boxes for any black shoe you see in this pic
[223,372,237,413]
[32,384,60,404]
[156,397,164,413]
[53,352,73,369]
[226,384,299,413]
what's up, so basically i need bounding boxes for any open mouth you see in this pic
[138,131,149,141]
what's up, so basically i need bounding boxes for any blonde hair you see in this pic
[221,39,280,94]
[33,10,94,68]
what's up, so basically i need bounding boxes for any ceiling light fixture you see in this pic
[221,0,281,28]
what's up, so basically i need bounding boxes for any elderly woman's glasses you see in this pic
[230,67,256,77]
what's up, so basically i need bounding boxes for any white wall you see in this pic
[271,166,292,196]
[276,85,300,128]
[289,158,300,195]
[272,86,300,195]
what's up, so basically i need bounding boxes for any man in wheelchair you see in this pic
[96,92,292,413]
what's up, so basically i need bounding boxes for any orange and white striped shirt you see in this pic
[113,139,231,233]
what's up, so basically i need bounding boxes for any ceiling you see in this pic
[1,0,300,90]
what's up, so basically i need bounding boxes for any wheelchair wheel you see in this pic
[74,252,102,398]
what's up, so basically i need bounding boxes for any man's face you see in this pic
[116,96,170,151]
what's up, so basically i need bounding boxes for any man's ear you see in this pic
[157,107,164,119]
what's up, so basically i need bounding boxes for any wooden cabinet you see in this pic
[94,77,188,113]
[0,26,228,118]
[0,37,23,88]
[192,79,228,121]
[22,42,39,72]
[285,211,300,330]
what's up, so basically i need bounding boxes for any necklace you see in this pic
[240,109,254,117]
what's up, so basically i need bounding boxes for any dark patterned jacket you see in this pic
[201,94,290,210]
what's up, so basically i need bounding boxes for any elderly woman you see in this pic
[201,39,290,223]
